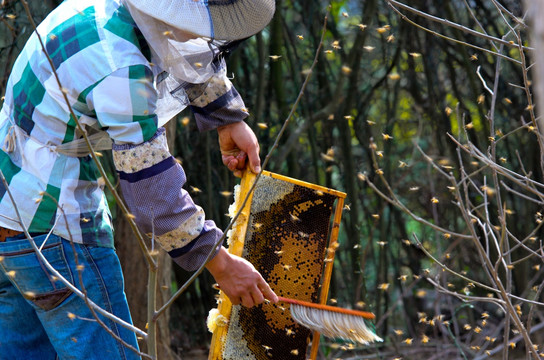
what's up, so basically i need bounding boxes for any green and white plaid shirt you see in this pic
[0,0,248,270]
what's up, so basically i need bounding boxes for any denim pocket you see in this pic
[0,236,74,311]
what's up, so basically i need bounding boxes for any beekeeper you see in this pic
[0,0,277,358]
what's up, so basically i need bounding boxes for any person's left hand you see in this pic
[217,121,261,177]
[206,247,278,307]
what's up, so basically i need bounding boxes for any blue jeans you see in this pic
[0,234,140,359]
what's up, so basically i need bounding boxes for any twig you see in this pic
[411,233,498,294]
[426,277,504,308]
[500,180,544,205]
[154,5,332,320]
[473,321,544,360]
[39,193,149,357]
[147,253,158,359]
[476,66,494,96]
[504,227,544,258]
[20,0,156,270]
[0,171,149,343]
[446,156,540,358]
[387,0,532,51]
[449,135,544,195]
[20,3,155,356]
[386,1,522,65]
[461,0,498,51]
[364,177,471,239]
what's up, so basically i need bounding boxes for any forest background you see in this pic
[1,0,544,359]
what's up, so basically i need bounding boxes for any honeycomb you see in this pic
[209,171,346,360]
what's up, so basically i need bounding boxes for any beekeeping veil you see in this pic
[123,0,275,125]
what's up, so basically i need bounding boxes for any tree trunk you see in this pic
[524,0,544,145]
[115,216,176,359]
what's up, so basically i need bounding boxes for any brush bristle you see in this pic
[289,304,383,345]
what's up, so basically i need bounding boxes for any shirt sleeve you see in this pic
[185,66,249,132]
[87,65,223,271]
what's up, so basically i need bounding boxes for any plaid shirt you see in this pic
[0,0,247,270]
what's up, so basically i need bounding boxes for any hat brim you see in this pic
[124,0,275,41]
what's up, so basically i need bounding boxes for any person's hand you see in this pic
[206,247,278,307]
[217,121,261,177]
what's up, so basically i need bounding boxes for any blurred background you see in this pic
[2,0,543,359]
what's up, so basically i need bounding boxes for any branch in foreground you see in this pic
[155,5,332,319]
[0,170,149,353]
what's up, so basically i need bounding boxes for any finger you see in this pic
[246,143,261,173]
[259,281,278,303]
[240,293,254,308]
[221,154,233,167]
[233,169,242,178]
[222,155,238,171]
[250,285,265,305]
[227,158,238,171]
[234,152,247,170]
[229,295,241,306]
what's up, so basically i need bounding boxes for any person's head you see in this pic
[123,0,276,42]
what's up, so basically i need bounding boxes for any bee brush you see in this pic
[277,296,383,345]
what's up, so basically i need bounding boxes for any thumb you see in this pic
[246,144,261,173]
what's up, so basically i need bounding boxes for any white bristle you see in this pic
[289,304,383,345]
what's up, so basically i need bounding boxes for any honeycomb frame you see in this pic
[209,171,346,360]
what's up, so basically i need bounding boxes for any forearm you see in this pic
[205,246,230,276]
[113,128,223,271]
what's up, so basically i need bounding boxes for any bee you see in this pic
[388,73,400,80]
[341,66,352,75]
[282,264,292,271]
[289,213,301,222]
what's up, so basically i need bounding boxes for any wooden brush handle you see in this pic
[278,296,376,320]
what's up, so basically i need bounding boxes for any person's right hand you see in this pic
[217,121,261,178]
[206,247,278,307]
